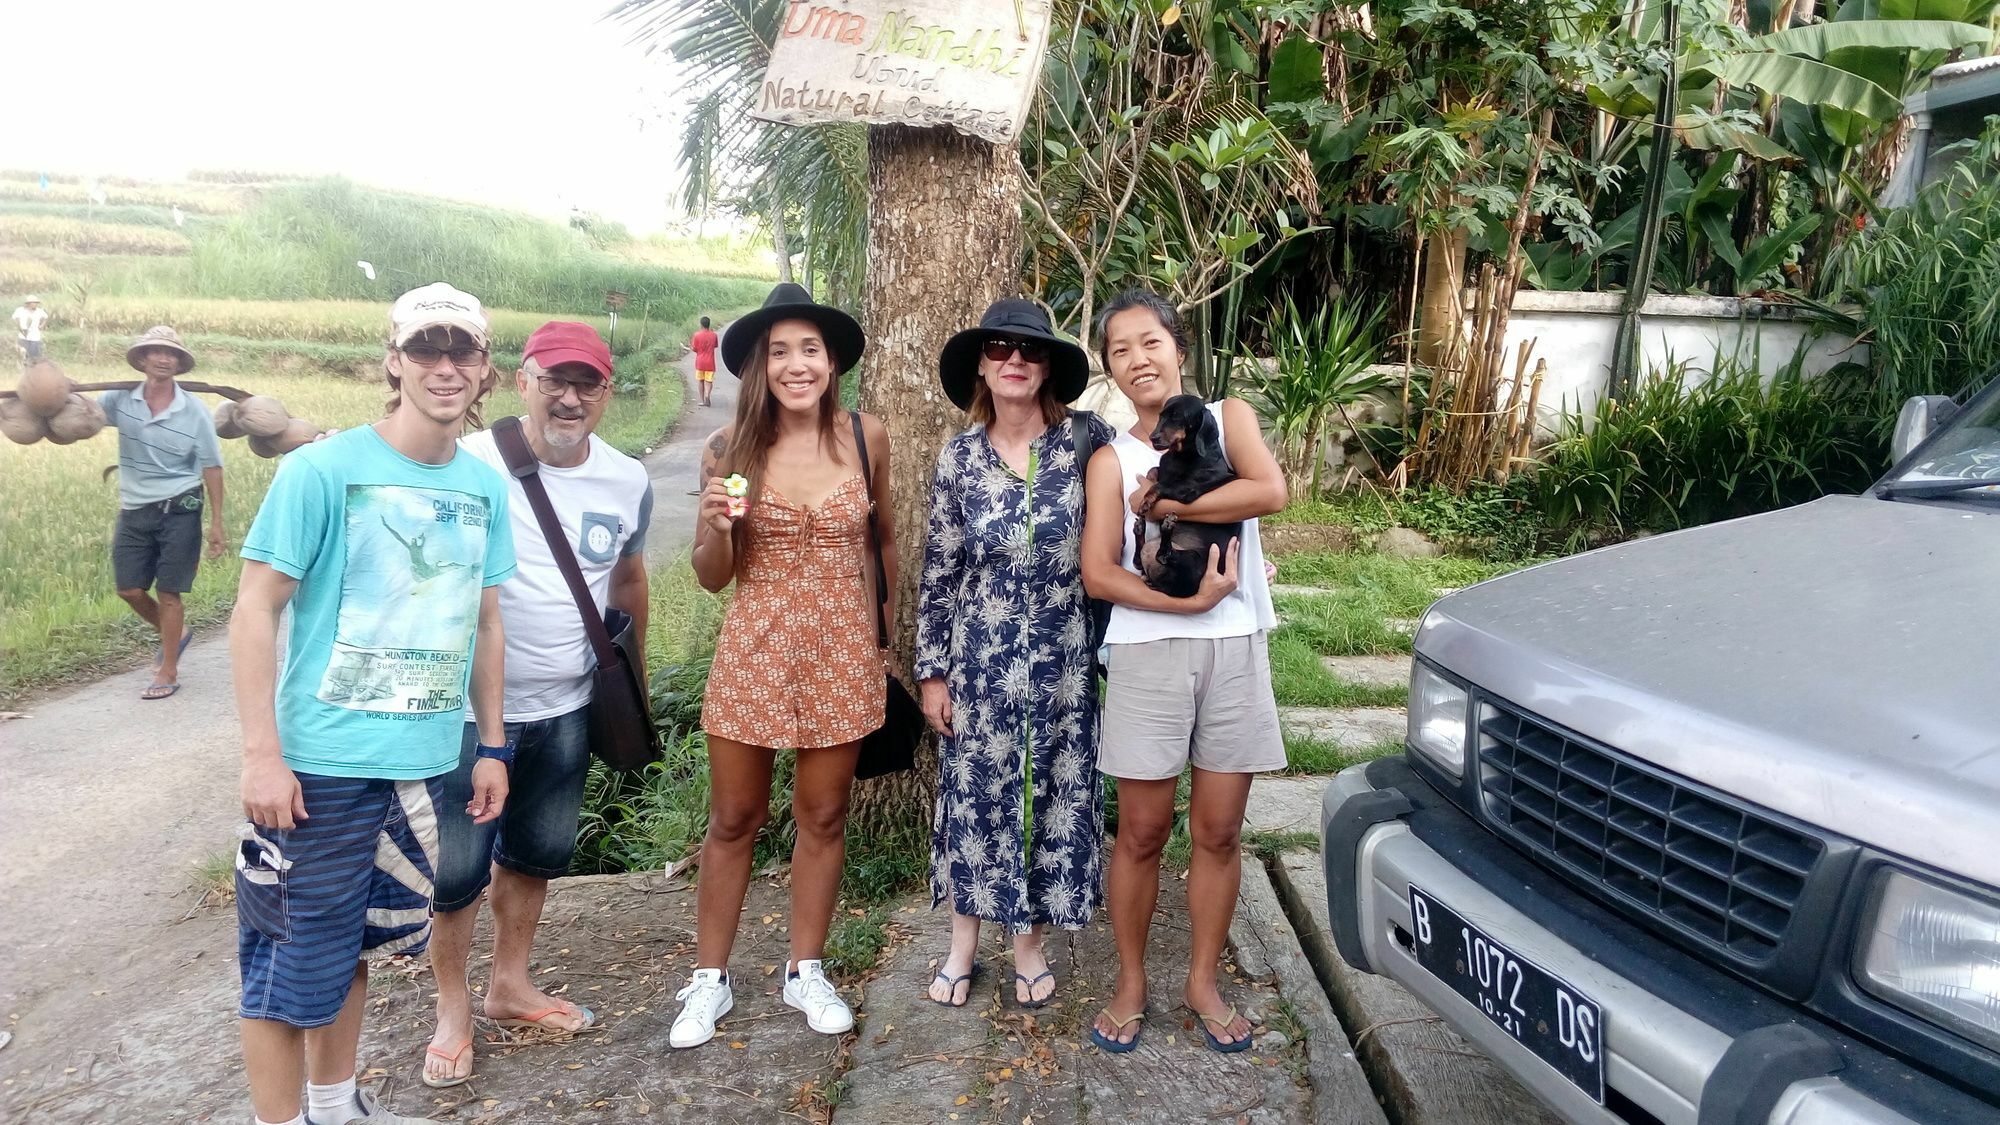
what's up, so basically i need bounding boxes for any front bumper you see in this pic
[1320,756,1999,1125]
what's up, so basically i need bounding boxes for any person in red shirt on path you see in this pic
[691,316,720,407]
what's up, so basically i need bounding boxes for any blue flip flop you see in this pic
[1188,1005,1253,1053]
[1014,969,1056,1009]
[1088,1008,1145,1053]
[156,628,192,667]
[929,960,981,1008]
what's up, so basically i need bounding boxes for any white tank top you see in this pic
[1104,400,1277,644]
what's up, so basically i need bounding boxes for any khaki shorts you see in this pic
[1099,632,1287,780]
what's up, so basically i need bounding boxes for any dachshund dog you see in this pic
[1133,395,1241,598]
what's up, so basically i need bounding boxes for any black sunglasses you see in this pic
[982,337,1049,363]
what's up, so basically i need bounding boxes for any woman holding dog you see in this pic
[915,299,1116,1010]
[1079,287,1288,1055]
[673,282,896,1049]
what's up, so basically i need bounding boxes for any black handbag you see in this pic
[493,417,663,773]
[849,412,921,780]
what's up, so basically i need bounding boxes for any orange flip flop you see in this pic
[421,1040,474,1088]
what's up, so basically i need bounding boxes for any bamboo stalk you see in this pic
[2,379,254,401]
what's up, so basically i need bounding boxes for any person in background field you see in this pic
[915,299,1112,1010]
[670,282,891,1049]
[419,322,652,1088]
[691,314,719,407]
[12,293,47,362]
[101,325,226,701]
[1080,287,1288,1056]
[228,282,516,1125]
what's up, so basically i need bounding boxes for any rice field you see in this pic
[0,214,193,256]
[0,358,686,704]
[36,296,641,355]
[0,176,251,214]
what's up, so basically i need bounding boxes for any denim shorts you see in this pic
[237,774,443,1029]
[433,706,592,912]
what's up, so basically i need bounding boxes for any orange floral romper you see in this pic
[701,474,883,749]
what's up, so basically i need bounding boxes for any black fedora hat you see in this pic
[721,282,866,377]
[938,299,1089,410]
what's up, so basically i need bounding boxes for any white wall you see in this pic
[1499,291,1867,433]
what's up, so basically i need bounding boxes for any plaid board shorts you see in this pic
[236,773,443,1028]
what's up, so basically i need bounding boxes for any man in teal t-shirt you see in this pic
[229,283,515,1125]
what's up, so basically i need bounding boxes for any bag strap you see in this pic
[1069,409,1097,471]
[492,417,615,662]
[850,411,889,649]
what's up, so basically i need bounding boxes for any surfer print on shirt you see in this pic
[318,484,492,714]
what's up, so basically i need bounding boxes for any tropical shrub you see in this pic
[1530,361,1882,540]
[1245,293,1390,494]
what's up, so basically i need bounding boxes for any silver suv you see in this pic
[1319,387,2000,1124]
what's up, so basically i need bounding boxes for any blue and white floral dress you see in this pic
[915,413,1115,932]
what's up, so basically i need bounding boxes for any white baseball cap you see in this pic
[389,282,488,348]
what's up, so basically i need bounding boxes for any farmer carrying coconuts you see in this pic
[100,324,226,701]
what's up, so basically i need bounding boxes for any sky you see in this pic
[4,0,697,232]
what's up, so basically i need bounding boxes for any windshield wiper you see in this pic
[1875,477,2000,499]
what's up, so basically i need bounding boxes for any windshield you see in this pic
[1891,390,2000,490]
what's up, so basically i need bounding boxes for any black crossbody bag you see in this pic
[849,412,922,780]
[1069,411,1114,676]
[493,417,662,773]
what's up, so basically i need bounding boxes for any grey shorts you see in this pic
[113,489,204,593]
[1098,632,1287,780]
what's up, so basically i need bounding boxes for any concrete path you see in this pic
[643,323,736,565]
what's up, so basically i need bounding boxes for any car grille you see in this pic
[1475,699,1826,963]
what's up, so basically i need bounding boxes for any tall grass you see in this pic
[70,179,773,317]
[0,356,687,704]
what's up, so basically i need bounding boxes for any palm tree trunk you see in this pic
[1416,229,1468,369]
[771,198,794,284]
[850,124,1024,836]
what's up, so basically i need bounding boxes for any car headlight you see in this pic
[1856,870,2000,1053]
[1408,661,1469,777]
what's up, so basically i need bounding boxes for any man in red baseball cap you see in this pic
[422,322,654,1088]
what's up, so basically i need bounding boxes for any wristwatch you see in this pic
[474,738,517,765]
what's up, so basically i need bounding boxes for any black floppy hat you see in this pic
[721,282,866,377]
[937,299,1090,410]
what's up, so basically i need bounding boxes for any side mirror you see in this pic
[1891,395,1959,463]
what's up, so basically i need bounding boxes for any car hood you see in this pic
[1419,494,2000,889]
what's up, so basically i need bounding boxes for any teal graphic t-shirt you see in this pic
[242,425,516,779]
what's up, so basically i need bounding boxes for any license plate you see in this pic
[1407,885,1605,1102]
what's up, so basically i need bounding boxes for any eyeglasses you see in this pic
[535,374,609,402]
[982,337,1049,364]
[400,343,489,369]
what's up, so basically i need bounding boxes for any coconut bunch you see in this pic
[2,361,107,446]
[214,395,319,458]
[3,365,319,456]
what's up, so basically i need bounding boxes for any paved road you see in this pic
[0,336,725,1073]
[644,323,736,565]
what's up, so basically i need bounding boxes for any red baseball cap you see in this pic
[523,321,613,382]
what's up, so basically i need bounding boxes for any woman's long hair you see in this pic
[717,328,847,557]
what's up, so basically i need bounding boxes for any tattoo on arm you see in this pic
[701,431,728,481]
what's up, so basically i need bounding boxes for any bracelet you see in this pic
[475,739,517,765]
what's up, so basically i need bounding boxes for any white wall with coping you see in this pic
[1500,290,1867,432]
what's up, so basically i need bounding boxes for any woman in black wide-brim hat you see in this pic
[675,282,894,1050]
[912,298,1115,1011]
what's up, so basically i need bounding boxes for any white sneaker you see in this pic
[312,1088,436,1124]
[782,959,854,1034]
[669,967,734,1048]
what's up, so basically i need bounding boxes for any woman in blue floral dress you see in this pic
[915,299,1114,1009]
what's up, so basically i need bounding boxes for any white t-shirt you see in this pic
[460,425,653,721]
[1103,400,1277,645]
[12,307,47,341]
